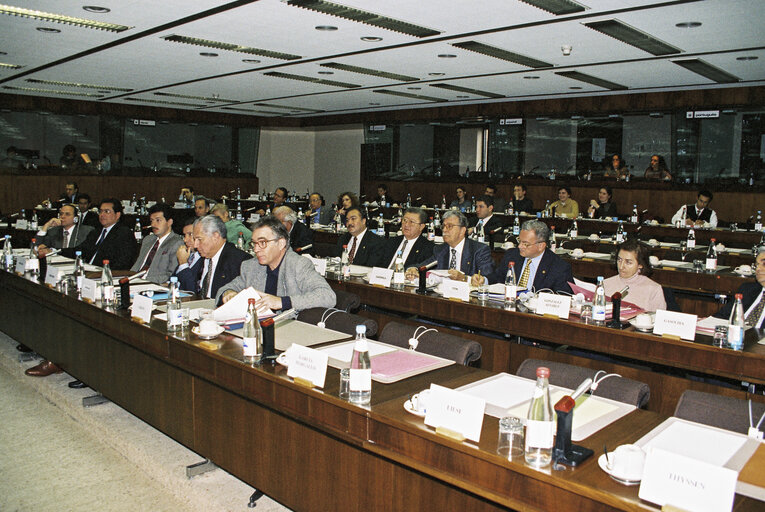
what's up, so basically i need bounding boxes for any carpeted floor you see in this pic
[0,329,291,512]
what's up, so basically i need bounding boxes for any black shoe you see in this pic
[16,344,33,353]
[68,380,87,389]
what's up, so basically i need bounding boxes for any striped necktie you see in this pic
[62,229,69,249]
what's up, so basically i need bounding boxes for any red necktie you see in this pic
[348,236,358,264]
[140,239,160,271]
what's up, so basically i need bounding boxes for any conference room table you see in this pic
[2,268,763,511]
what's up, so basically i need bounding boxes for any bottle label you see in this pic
[134,232,141,241]
[706,258,717,270]
[349,368,371,391]
[242,336,260,357]
[687,239,695,249]
[505,285,516,301]
[102,284,114,301]
[728,325,744,348]
[168,308,183,326]
[525,419,554,449]
[593,305,607,321]
[393,271,405,284]
[756,222,763,231]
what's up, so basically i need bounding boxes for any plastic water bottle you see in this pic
[236,202,243,221]
[236,232,246,251]
[392,250,405,290]
[727,293,745,350]
[631,205,638,224]
[134,218,142,241]
[755,211,762,232]
[3,235,12,270]
[705,238,718,271]
[166,277,182,332]
[687,228,696,249]
[242,298,262,363]
[427,219,435,241]
[570,220,579,238]
[27,238,39,278]
[341,244,350,280]
[525,366,554,467]
[504,261,517,308]
[101,259,114,306]
[30,211,38,231]
[377,213,385,236]
[73,251,84,293]
[349,325,371,405]
[592,276,607,325]
[513,216,520,236]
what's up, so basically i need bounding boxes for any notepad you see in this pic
[371,350,446,382]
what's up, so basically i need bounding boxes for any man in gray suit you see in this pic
[130,203,184,283]
[217,216,335,312]
[36,203,94,254]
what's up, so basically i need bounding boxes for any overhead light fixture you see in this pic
[452,41,553,68]
[320,62,418,81]
[407,87,421,90]
[0,62,22,69]
[361,36,382,42]
[428,72,445,76]
[2,85,104,97]
[254,103,325,112]
[199,52,218,57]
[264,71,360,88]
[523,75,541,79]
[555,70,627,90]
[429,83,503,99]
[584,19,681,56]
[675,21,702,28]
[373,89,447,102]
[455,95,469,98]
[317,70,334,74]
[0,5,130,31]
[285,0,440,38]
[561,45,572,56]
[124,97,205,107]
[569,86,582,89]
[26,78,132,91]
[154,91,235,102]
[162,34,301,60]
[36,27,61,33]
[315,25,337,31]
[736,56,758,61]
[242,58,261,63]
[369,102,380,105]
[82,6,110,14]
[672,58,739,83]
[438,54,457,58]
[520,0,586,15]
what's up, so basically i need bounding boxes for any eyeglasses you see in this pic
[518,240,542,248]
[442,222,462,230]
[253,238,279,249]
[401,218,422,225]
[98,209,114,214]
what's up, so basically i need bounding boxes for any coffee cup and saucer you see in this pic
[598,444,645,485]
[629,313,655,332]
[570,248,585,259]
[192,318,224,339]
[734,265,753,276]
[404,389,431,417]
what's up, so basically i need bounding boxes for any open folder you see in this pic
[212,287,275,324]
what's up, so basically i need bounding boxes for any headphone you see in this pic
[317,308,342,329]
[408,326,438,350]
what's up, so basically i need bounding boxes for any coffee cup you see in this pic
[198,319,219,335]
[735,265,752,275]
[411,389,431,414]
[648,238,658,245]
[715,243,726,252]
[588,233,600,241]
[633,313,653,328]
[571,248,584,258]
[607,444,646,481]
[649,255,660,266]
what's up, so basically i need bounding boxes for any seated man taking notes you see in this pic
[218,217,335,311]
[473,219,572,294]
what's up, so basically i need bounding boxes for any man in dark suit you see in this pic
[408,210,494,281]
[60,197,137,270]
[468,195,504,237]
[335,206,386,267]
[274,206,314,253]
[176,215,251,299]
[383,207,434,268]
[306,193,333,225]
[475,219,572,294]
[58,181,79,205]
[714,248,765,327]
[485,184,506,213]
[130,203,184,284]
[36,204,93,253]
[374,183,395,206]
[510,184,534,213]
[76,194,100,229]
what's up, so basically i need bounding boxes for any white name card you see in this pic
[368,267,393,288]
[424,383,485,442]
[638,448,737,512]
[536,292,571,319]
[312,258,327,277]
[15,256,27,274]
[442,279,470,302]
[173,201,187,209]
[653,309,698,340]
[81,278,98,302]
[14,219,28,230]
[44,266,61,286]
[286,344,328,388]
[131,294,154,324]
[123,205,136,214]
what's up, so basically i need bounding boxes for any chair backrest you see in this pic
[378,322,482,366]
[674,390,765,435]
[662,286,682,312]
[297,307,378,338]
[516,358,650,408]
[333,290,360,312]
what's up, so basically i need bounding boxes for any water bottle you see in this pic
[242,298,263,363]
[236,202,243,221]
[406,193,411,208]
[236,187,242,200]
[544,200,550,218]
[727,293,745,350]
[549,226,557,251]
[705,238,717,271]
[471,196,476,212]
[592,276,607,325]
[512,216,520,236]
[504,261,517,308]
[349,325,371,405]
[434,210,441,229]
[687,228,696,249]
[166,277,182,332]
[427,220,435,241]
[74,251,85,293]
[525,366,554,467]
[134,218,142,241]
[570,220,578,238]
[441,195,446,210]
[341,244,350,280]
[615,222,625,244]
[101,259,114,306]
[392,250,405,290]
[236,232,246,251]
[755,211,762,232]
[30,211,38,231]
[630,205,638,224]
[3,235,12,270]
[377,213,385,236]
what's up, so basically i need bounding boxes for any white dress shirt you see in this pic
[200,243,225,298]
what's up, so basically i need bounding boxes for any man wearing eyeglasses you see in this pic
[382,207,434,268]
[407,210,494,282]
[176,215,251,299]
[36,203,94,254]
[60,198,137,269]
[274,206,313,253]
[473,219,572,293]
[334,206,386,268]
[217,217,335,311]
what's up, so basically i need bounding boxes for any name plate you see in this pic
[639,448,737,512]
[173,201,187,209]
[653,309,698,341]
[286,344,328,388]
[303,255,327,276]
[131,294,154,324]
[536,292,571,319]
[442,279,470,302]
[15,256,27,274]
[424,383,485,442]
[123,205,136,214]
[368,267,393,288]
[44,266,61,286]
[14,219,28,230]
[81,278,98,302]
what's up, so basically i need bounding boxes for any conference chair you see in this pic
[297,307,378,338]
[333,290,361,312]
[662,286,682,312]
[378,322,482,366]
[673,390,765,435]
[516,358,650,408]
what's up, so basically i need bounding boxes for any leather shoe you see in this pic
[68,380,87,389]
[16,344,33,353]
[25,360,62,377]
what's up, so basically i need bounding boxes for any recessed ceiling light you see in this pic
[570,86,583,89]
[98,90,110,93]
[0,62,22,69]
[456,95,469,98]
[36,27,61,33]
[428,72,445,76]
[200,52,218,57]
[523,76,540,79]
[0,51,7,55]
[736,56,758,61]
[317,71,334,75]
[361,36,382,42]
[438,54,457,58]
[2,6,130,31]
[315,25,338,31]
[82,6,110,13]
[242,58,261,63]
[675,21,702,28]
[407,87,421,90]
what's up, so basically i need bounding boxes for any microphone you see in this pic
[618,285,629,299]
[571,378,593,400]
[272,308,298,324]
[42,248,60,258]
[419,260,438,272]
[128,270,148,282]
[295,244,313,253]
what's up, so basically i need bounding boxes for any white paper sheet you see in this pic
[317,340,397,363]
[213,287,273,322]
[639,420,747,466]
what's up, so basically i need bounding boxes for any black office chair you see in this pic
[662,286,682,312]
[674,390,765,435]
[378,322,482,366]
[297,307,378,338]
[516,358,650,408]
[333,290,360,312]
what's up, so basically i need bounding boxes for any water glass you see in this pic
[181,307,190,328]
[339,368,351,399]
[713,325,728,348]
[497,417,524,459]
[693,259,704,272]
[580,304,593,324]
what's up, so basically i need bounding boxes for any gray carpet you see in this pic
[0,330,291,512]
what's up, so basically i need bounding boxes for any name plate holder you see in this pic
[424,384,485,443]
[44,266,61,287]
[81,278,99,303]
[286,344,328,389]
[536,292,571,319]
[131,294,153,325]
[654,310,698,341]
[442,279,470,302]
[368,267,393,288]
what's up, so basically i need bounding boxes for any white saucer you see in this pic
[629,321,654,332]
[191,325,224,339]
[597,454,641,486]
[734,270,753,277]
[403,399,426,418]
[276,353,289,366]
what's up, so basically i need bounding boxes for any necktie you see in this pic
[518,260,532,289]
[348,236,358,264]
[200,259,212,298]
[449,248,457,270]
[62,229,69,249]
[746,296,765,327]
[140,239,160,272]
[389,239,408,269]
[90,228,108,264]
